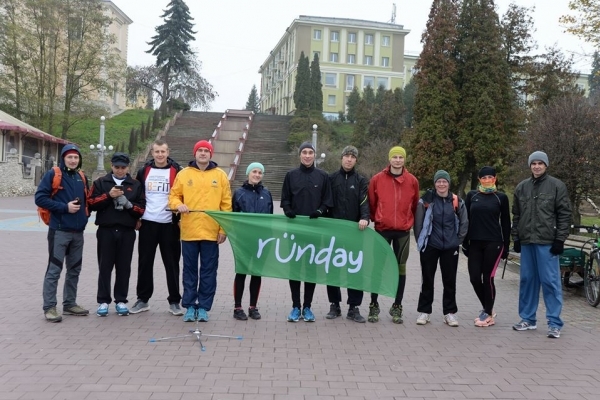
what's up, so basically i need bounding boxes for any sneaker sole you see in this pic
[63,311,89,316]
[287,318,300,322]
[129,307,149,314]
[325,314,340,319]
[513,325,537,331]
[116,311,129,316]
[96,313,108,317]
[548,333,560,338]
[303,318,315,322]
[367,317,379,323]
[183,317,196,322]
[170,310,184,316]
[444,321,459,327]
[45,317,62,322]
[416,320,429,325]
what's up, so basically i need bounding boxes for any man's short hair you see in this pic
[152,139,168,150]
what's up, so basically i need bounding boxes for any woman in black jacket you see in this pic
[231,162,273,320]
[463,166,511,327]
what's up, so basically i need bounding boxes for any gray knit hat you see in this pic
[434,170,451,184]
[341,145,358,158]
[528,151,549,167]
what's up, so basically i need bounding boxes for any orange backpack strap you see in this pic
[50,166,63,196]
[452,194,459,212]
[77,170,90,217]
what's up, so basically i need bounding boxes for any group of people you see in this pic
[35,138,571,339]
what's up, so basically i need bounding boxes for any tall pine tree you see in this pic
[147,0,196,112]
[589,51,600,101]
[454,0,516,193]
[346,87,361,123]
[310,53,323,112]
[293,51,311,113]
[245,84,259,113]
[411,0,461,186]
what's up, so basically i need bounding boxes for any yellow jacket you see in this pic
[168,161,232,241]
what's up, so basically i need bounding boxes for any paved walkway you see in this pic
[0,196,599,399]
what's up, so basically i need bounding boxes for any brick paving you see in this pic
[1,195,599,399]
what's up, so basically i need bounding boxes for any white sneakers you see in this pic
[416,313,430,325]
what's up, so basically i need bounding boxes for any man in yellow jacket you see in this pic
[168,140,232,322]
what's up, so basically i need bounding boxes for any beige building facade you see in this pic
[259,16,411,119]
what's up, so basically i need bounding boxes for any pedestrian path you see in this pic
[0,196,599,399]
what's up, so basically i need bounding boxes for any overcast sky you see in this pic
[110,0,594,113]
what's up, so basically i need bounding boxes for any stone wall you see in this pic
[0,154,37,197]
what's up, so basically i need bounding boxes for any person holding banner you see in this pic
[368,146,420,323]
[281,141,333,322]
[326,145,369,323]
[414,170,468,327]
[463,166,511,327]
[168,140,232,323]
[232,162,274,320]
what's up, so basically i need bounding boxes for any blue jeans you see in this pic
[181,240,219,311]
[43,230,84,311]
[519,244,563,328]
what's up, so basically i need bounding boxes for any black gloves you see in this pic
[284,210,296,219]
[513,240,521,253]
[461,243,469,257]
[309,210,323,219]
[501,248,509,260]
[550,240,565,255]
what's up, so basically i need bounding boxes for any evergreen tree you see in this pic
[589,51,600,101]
[454,0,516,193]
[245,84,259,113]
[528,46,581,108]
[374,85,387,108]
[310,53,323,111]
[146,114,152,138]
[128,128,136,154]
[153,109,160,129]
[147,0,196,112]
[403,78,417,128]
[346,87,361,123]
[411,0,461,187]
[363,85,375,112]
[370,90,404,142]
[293,51,311,113]
[352,99,371,149]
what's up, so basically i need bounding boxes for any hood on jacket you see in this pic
[60,144,82,170]
[145,156,181,170]
[188,159,219,170]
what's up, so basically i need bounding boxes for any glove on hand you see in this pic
[309,210,322,219]
[284,210,296,219]
[124,200,133,209]
[513,240,521,254]
[550,240,565,255]
[501,248,509,260]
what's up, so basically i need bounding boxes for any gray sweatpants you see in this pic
[42,230,84,311]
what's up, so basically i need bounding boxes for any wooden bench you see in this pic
[505,234,594,287]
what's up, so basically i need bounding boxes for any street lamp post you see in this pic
[311,123,326,166]
[90,116,113,180]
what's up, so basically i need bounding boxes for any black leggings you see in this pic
[371,230,410,305]
[468,240,503,315]
[233,274,261,308]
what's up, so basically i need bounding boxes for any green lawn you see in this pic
[68,109,171,172]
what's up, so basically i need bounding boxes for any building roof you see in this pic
[101,0,133,24]
[0,110,70,145]
[297,15,406,31]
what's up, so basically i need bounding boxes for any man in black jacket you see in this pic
[89,153,145,317]
[281,142,333,322]
[325,145,369,323]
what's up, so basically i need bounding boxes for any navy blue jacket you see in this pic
[233,181,274,214]
[34,144,89,232]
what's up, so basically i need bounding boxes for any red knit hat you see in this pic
[193,140,213,157]
[63,149,79,157]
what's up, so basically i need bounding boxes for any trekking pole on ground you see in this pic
[501,258,508,279]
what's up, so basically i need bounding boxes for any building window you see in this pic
[348,32,356,43]
[364,55,373,65]
[347,54,356,64]
[365,34,374,45]
[377,77,388,89]
[314,29,321,40]
[325,73,336,86]
[331,31,339,42]
[364,76,375,88]
[330,52,339,63]
[382,36,390,46]
[328,95,336,106]
[346,75,355,91]
[382,57,390,67]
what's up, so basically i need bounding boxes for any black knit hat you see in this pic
[478,166,496,178]
[298,142,315,154]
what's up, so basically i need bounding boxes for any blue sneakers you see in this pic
[96,303,109,317]
[196,308,209,322]
[115,302,129,316]
[287,307,301,322]
[302,307,315,322]
[183,308,196,322]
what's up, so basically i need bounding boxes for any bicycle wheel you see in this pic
[584,252,600,307]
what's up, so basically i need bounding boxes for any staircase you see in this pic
[161,111,224,166]
[232,114,293,200]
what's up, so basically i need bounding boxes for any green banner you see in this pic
[205,211,399,298]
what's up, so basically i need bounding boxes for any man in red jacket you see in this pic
[368,146,420,324]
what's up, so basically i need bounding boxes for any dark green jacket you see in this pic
[511,173,571,244]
